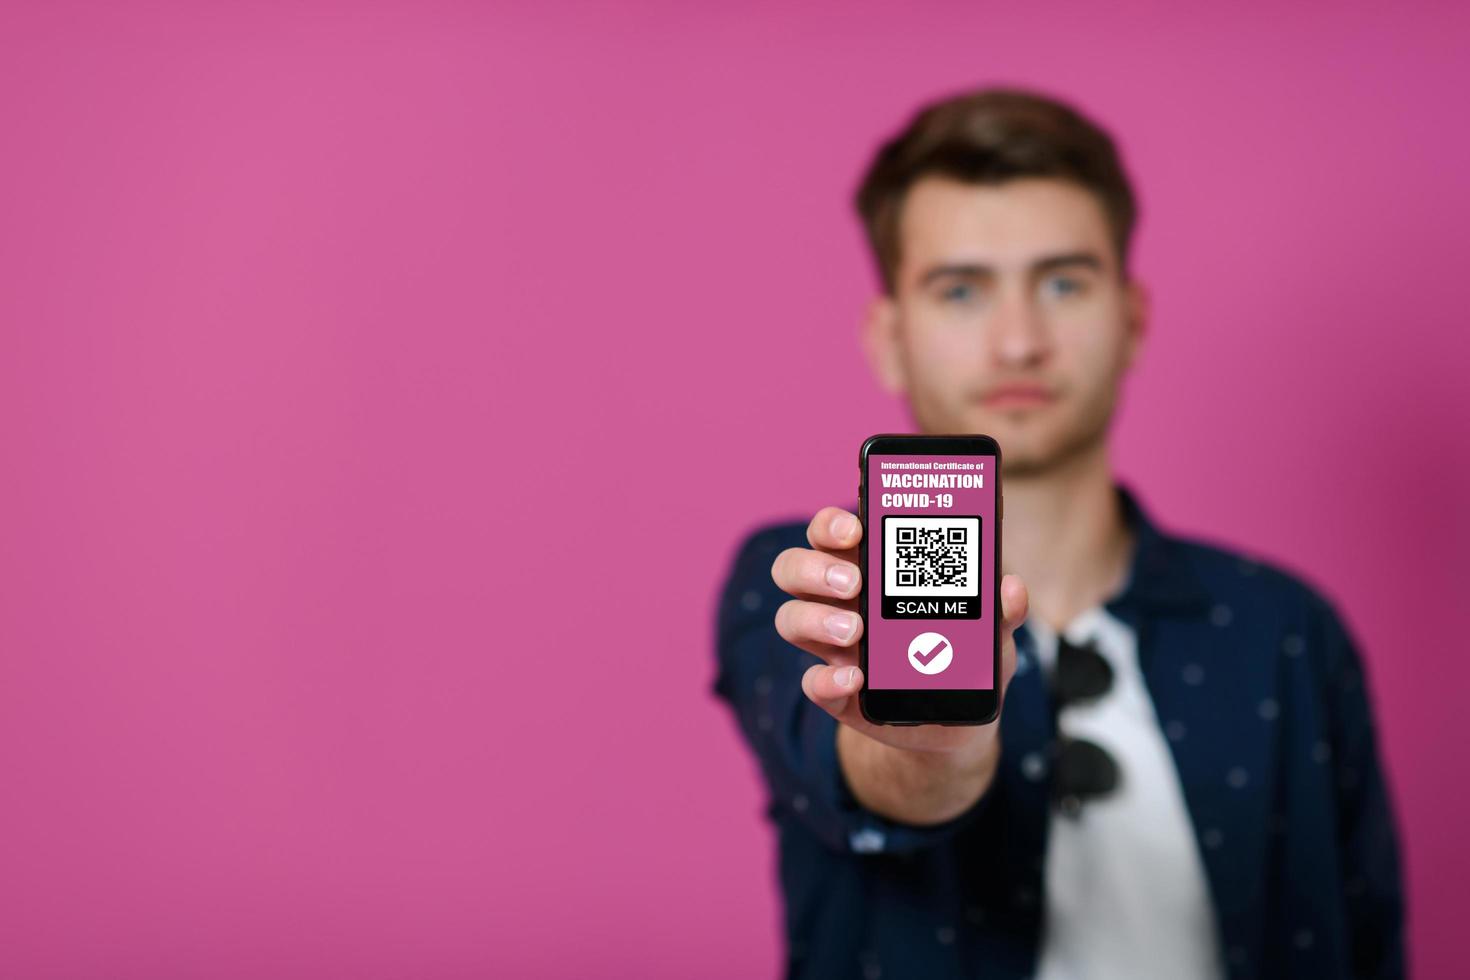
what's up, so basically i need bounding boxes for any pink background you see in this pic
[1,2,1466,977]
[866,453,997,690]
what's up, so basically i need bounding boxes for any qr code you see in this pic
[883,516,980,597]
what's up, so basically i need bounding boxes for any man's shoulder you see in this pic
[712,517,816,690]
[717,517,811,617]
[717,516,811,595]
[1163,525,1347,629]
[733,516,812,554]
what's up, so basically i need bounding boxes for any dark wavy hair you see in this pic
[854,87,1138,295]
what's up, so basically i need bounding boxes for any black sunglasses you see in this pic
[1047,635,1120,817]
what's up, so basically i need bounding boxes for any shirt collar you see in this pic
[1104,479,1212,616]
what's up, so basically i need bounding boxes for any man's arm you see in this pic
[835,722,1001,827]
[712,515,1022,855]
[1311,592,1406,978]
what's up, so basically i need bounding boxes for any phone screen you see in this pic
[863,449,998,691]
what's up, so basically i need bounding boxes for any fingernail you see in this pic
[825,563,857,594]
[831,513,857,541]
[825,612,856,641]
[837,666,857,688]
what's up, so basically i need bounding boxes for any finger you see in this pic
[801,663,863,717]
[806,506,862,557]
[997,574,1029,693]
[1000,572,1029,630]
[804,667,974,750]
[770,546,861,604]
[775,598,864,665]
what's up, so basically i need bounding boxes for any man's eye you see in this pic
[1042,276,1086,299]
[941,283,977,303]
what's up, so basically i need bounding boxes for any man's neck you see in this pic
[1000,439,1136,635]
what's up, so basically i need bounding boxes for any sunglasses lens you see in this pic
[1053,639,1113,704]
[1053,737,1120,815]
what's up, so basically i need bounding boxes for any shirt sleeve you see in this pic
[711,523,995,857]
[1309,591,1406,979]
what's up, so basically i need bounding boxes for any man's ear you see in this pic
[861,294,907,395]
[1121,277,1150,371]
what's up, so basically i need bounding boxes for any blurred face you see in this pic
[862,176,1148,477]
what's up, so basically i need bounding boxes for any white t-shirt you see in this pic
[1022,607,1225,980]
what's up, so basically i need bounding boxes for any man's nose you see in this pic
[988,293,1050,365]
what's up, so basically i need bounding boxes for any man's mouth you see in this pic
[979,385,1055,408]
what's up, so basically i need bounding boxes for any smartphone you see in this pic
[857,433,1003,725]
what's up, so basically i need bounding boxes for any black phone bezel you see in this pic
[857,433,1002,726]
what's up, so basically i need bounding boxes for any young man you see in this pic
[713,88,1404,979]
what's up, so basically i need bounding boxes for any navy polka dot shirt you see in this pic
[713,481,1405,979]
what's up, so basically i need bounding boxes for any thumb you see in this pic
[997,573,1029,694]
